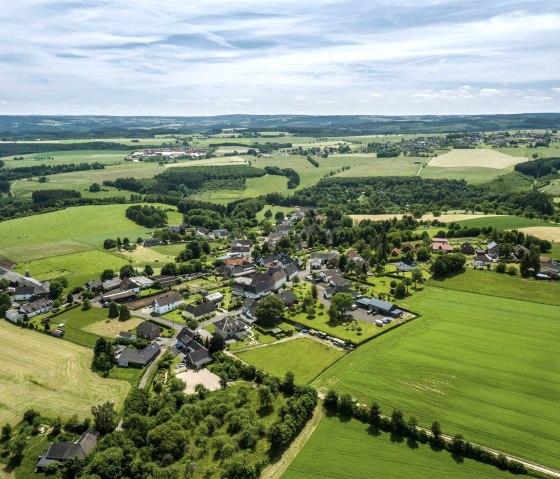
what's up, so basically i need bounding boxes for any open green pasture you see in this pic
[315,287,560,469]
[192,174,288,204]
[235,338,345,384]
[2,149,130,168]
[14,250,131,291]
[0,203,180,262]
[431,269,560,306]
[283,415,518,479]
[420,165,508,183]
[454,215,558,229]
[0,320,130,428]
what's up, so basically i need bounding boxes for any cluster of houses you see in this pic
[143,226,230,247]
[1,267,54,324]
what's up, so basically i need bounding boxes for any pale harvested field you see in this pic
[429,149,527,169]
[83,317,144,338]
[517,227,560,242]
[176,369,221,394]
[351,213,501,223]
[119,246,176,264]
[164,156,249,169]
[0,321,130,427]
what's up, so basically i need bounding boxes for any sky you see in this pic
[1,0,559,116]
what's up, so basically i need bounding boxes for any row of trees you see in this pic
[125,205,168,227]
[323,390,527,476]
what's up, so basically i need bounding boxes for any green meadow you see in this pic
[0,203,182,262]
[431,269,560,306]
[315,287,560,469]
[235,339,345,384]
[283,416,518,479]
[454,215,558,229]
[419,165,508,183]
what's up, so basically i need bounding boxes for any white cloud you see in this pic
[0,1,558,114]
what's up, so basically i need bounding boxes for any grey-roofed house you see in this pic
[36,430,99,471]
[355,297,403,317]
[396,261,417,273]
[274,290,299,307]
[85,279,103,291]
[13,286,35,301]
[130,276,154,289]
[151,275,178,288]
[214,317,248,340]
[118,341,161,368]
[182,301,216,320]
[136,321,162,340]
[117,331,136,341]
[102,277,122,291]
[152,291,183,315]
[101,289,136,303]
[177,327,212,369]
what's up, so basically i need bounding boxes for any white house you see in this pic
[152,291,183,315]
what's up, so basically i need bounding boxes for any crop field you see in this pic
[517,226,560,242]
[0,203,181,262]
[283,416,516,479]
[419,165,510,183]
[351,213,501,223]
[454,215,558,229]
[428,149,527,169]
[314,287,560,469]
[235,338,345,384]
[83,316,144,338]
[0,320,130,427]
[431,269,560,306]
[14,250,130,291]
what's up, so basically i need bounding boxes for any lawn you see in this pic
[83,316,145,338]
[235,338,345,384]
[0,320,130,428]
[314,287,560,469]
[14,250,131,291]
[431,269,560,306]
[283,415,518,479]
[454,215,558,229]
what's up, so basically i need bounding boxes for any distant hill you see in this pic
[0,113,559,139]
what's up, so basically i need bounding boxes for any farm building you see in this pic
[118,341,161,368]
[101,289,136,303]
[355,297,403,317]
[19,298,54,318]
[130,276,154,289]
[460,242,476,255]
[136,321,162,340]
[36,430,99,470]
[151,275,178,288]
[152,291,183,315]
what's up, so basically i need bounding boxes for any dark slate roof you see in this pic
[14,286,35,295]
[120,342,160,366]
[77,430,99,455]
[356,297,401,313]
[20,298,53,314]
[44,443,84,461]
[177,327,197,346]
[154,291,182,307]
[137,322,162,337]
[275,290,298,305]
[184,301,215,318]
[188,348,212,367]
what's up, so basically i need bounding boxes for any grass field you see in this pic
[193,174,288,204]
[0,320,130,427]
[235,338,345,384]
[351,213,501,223]
[454,215,558,229]
[431,269,560,306]
[0,203,181,262]
[315,287,560,469]
[283,415,518,479]
[517,226,560,242]
[14,250,131,291]
[82,316,144,338]
[420,165,511,183]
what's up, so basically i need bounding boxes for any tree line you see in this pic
[1,162,106,181]
[323,389,528,476]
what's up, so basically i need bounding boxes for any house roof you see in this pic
[20,298,53,314]
[356,297,400,312]
[44,443,84,461]
[14,286,35,295]
[137,322,162,337]
[177,327,197,346]
[119,341,160,366]
[184,301,215,317]
[275,290,298,305]
[188,348,212,367]
[130,276,153,287]
[118,331,135,339]
[214,316,246,332]
[154,291,182,307]
[487,241,498,250]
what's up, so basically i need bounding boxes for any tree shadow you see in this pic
[390,431,404,444]
[366,424,382,437]
[406,436,419,449]
[451,452,464,464]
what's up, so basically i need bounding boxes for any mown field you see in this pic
[0,203,182,262]
[0,320,130,428]
[314,287,560,469]
[235,338,345,384]
[454,215,558,229]
[431,269,560,306]
[283,416,517,479]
